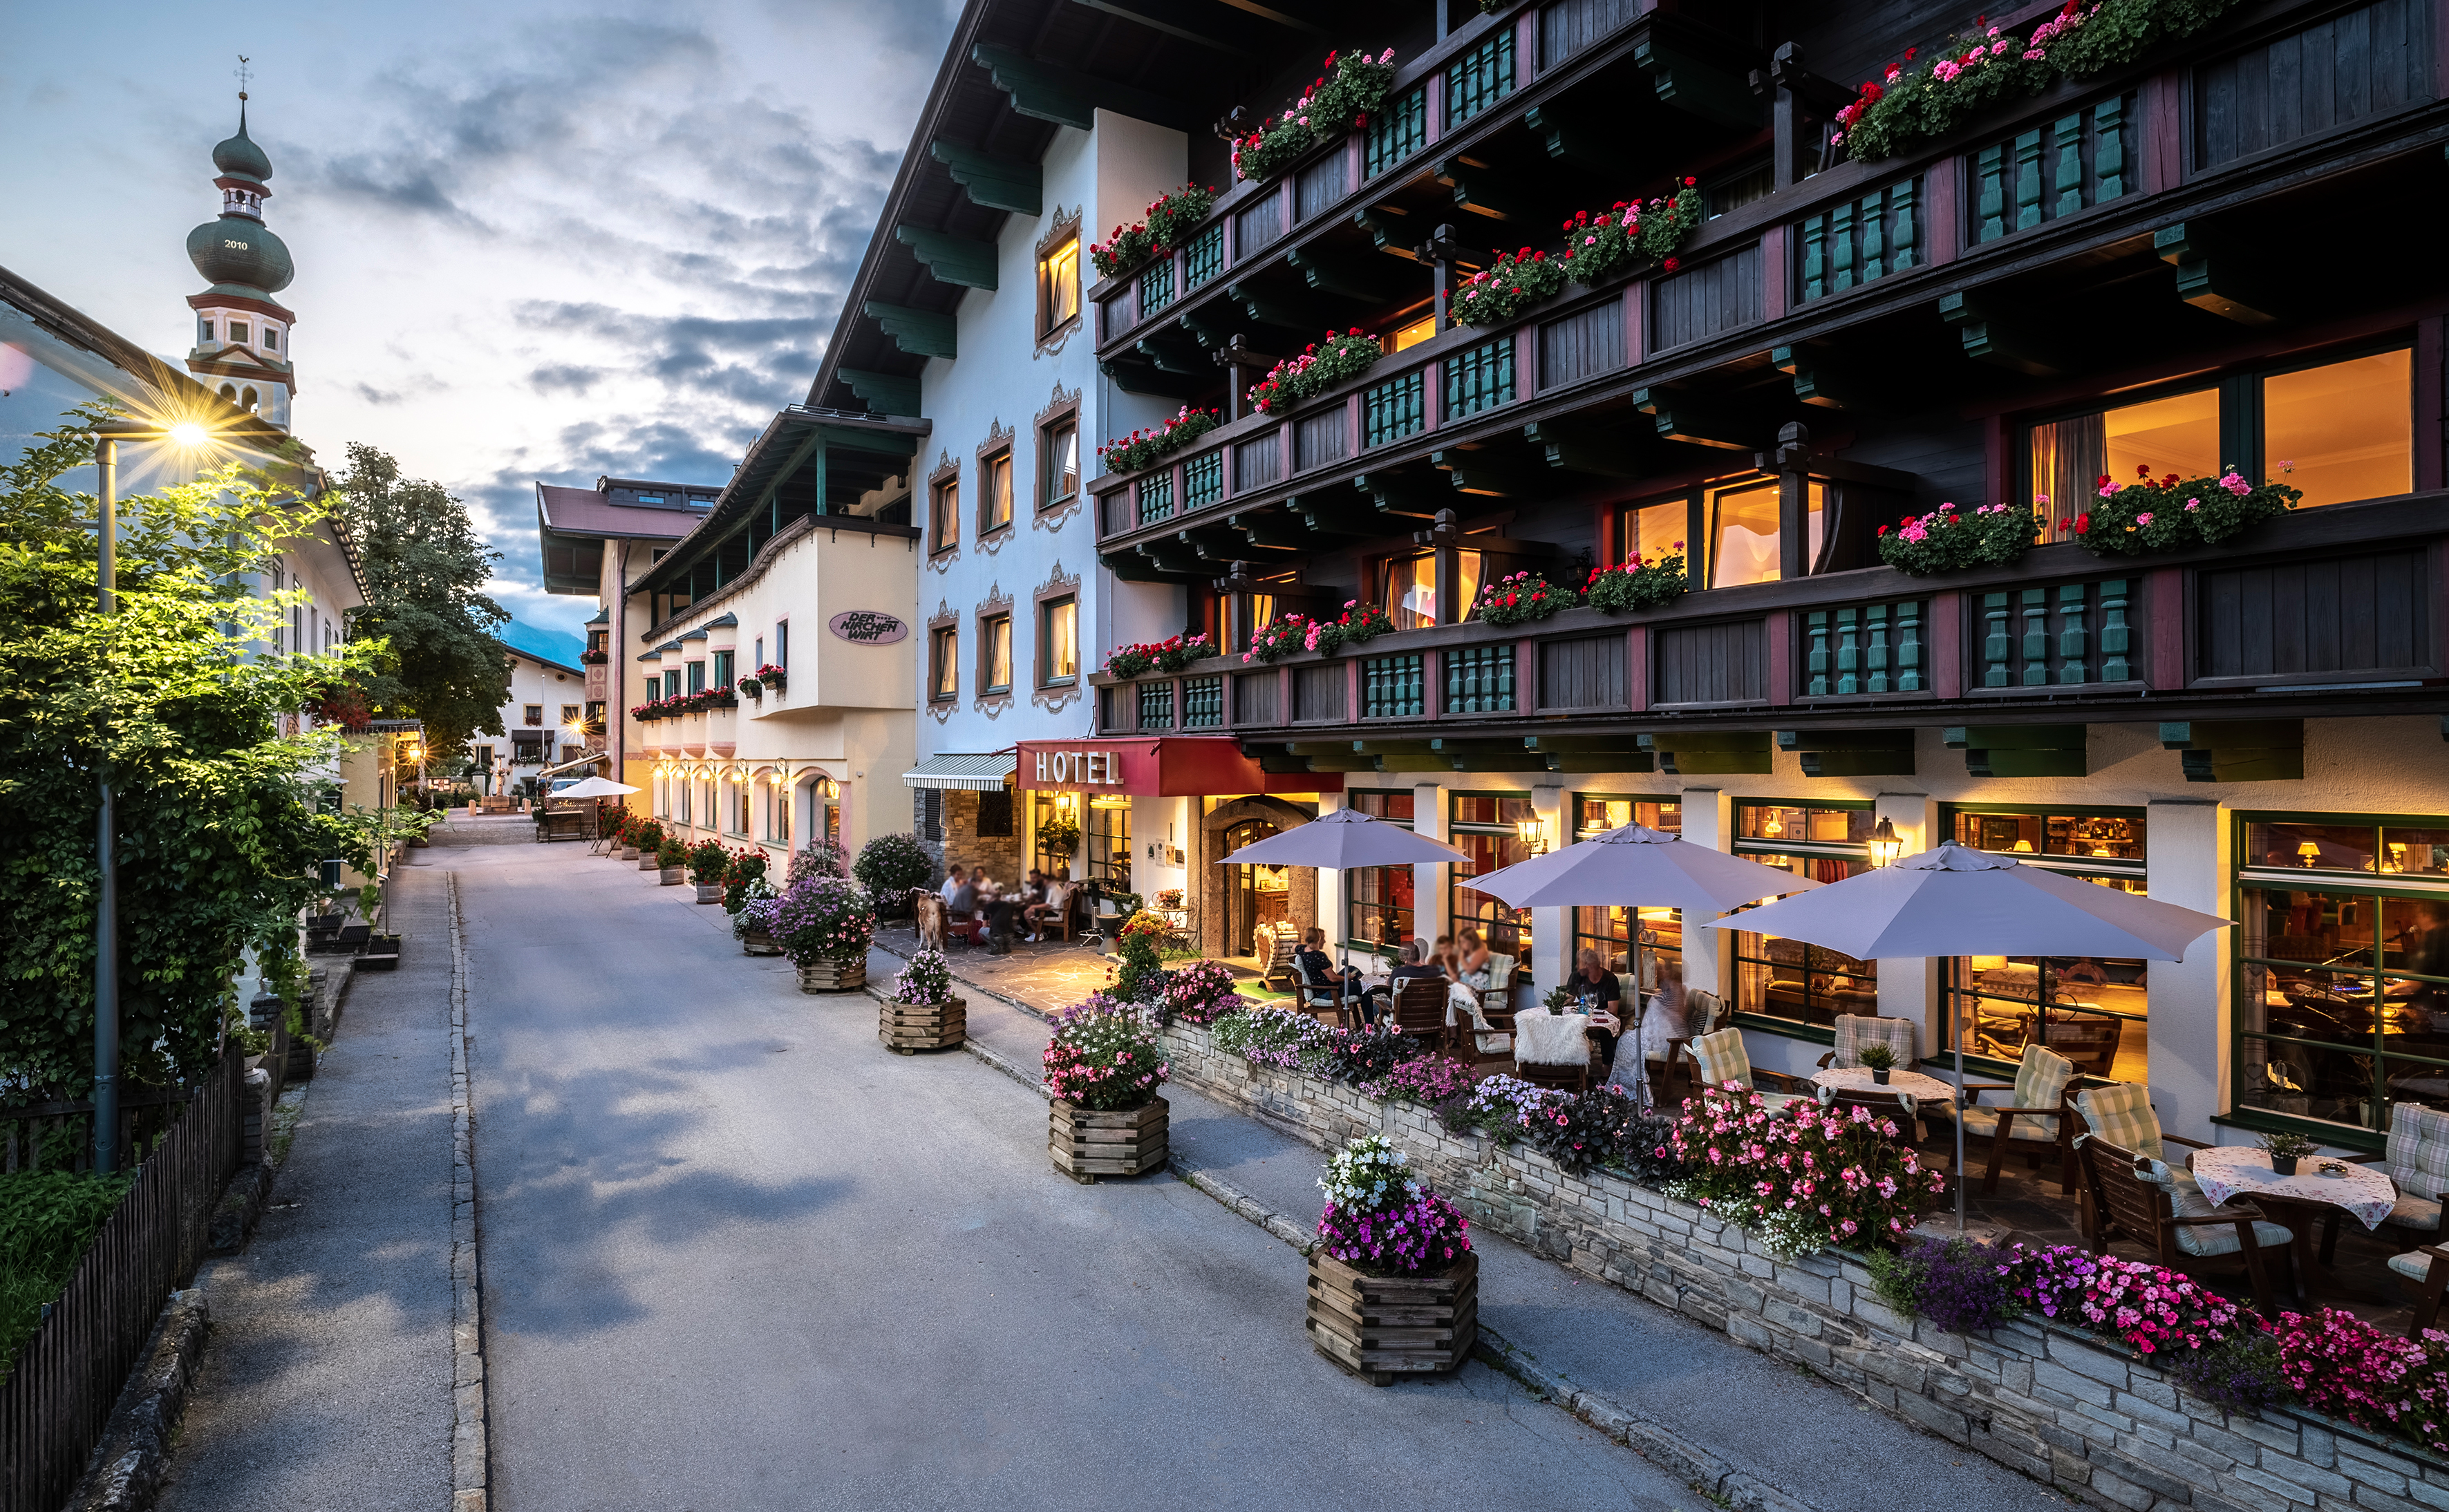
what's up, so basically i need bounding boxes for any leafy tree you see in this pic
[333,443,509,764]
[0,410,380,1097]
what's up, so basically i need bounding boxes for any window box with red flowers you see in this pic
[1105,632,1214,679]
[1248,330,1382,415]
[1875,502,2035,576]
[1230,48,1398,185]
[1452,248,1566,330]
[1472,571,1578,627]
[2067,464,2300,557]
[1584,547,1689,613]
[1096,406,1222,477]
[1556,180,1705,286]
[1089,185,1217,281]
[579,648,608,665]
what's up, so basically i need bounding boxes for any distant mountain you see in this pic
[498,620,586,670]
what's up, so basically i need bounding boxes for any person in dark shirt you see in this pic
[1569,947,1624,1075]
[1363,938,1447,1022]
[1297,926,1369,1018]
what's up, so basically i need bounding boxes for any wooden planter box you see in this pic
[658,866,685,885]
[741,929,782,956]
[1049,1097,1167,1183]
[1305,1248,1478,1386]
[796,956,867,993]
[637,854,659,871]
[879,996,966,1054]
[694,883,723,903]
[620,845,639,860]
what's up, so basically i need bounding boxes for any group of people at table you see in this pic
[1293,926,1693,1085]
[932,864,1075,946]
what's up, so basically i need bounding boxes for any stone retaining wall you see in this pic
[1159,1022,2449,1512]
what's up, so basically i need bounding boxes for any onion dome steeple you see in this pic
[185,68,299,431]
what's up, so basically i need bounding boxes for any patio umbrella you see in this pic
[1220,808,1470,985]
[1704,841,2233,1231]
[550,775,639,844]
[1463,823,1827,1107]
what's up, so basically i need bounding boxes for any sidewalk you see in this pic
[153,856,459,1512]
[872,933,2074,1512]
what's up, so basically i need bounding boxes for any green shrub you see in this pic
[852,833,932,911]
[0,1171,135,1380]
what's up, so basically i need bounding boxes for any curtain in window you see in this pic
[2028,412,2105,538]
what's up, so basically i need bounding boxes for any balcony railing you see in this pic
[1089,495,2447,740]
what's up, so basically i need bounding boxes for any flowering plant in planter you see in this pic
[1313,1021,1427,1087]
[1110,908,1165,1000]
[1153,959,1244,1027]
[1097,406,1222,475]
[1831,21,2054,163]
[1435,1073,1555,1142]
[579,648,608,664]
[655,836,688,869]
[2028,0,2253,77]
[1867,1234,2027,1334]
[731,889,782,944]
[722,848,769,912]
[1042,996,1170,1111]
[790,839,849,884]
[1453,247,1568,328]
[1584,546,1688,612]
[2001,1243,2244,1354]
[1242,611,1322,663]
[630,818,665,854]
[1315,1135,1472,1276]
[1105,632,1212,678]
[752,662,786,687]
[890,946,957,1006]
[2065,464,2301,557]
[771,873,876,964]
[1557,180,1705,285]
[1876,501,2034,576]
[1526,1086,1687,1181]
[686,838,731,887]
[1667,1085,1945,1258]
[2276,1306,2449,1453]
[1089,184,1218,280]
[1360,1054,1476,1105]
[1212,1005,1325,1071]
[1248,329,1384,413]
[735,675,763,697]
[1317,598,1396,652]
[1472,570,1577,627]
[1230,47,1400,183]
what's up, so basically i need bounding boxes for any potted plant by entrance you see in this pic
[656,835,688,885]
[1305,1135,1476,1385]
[688,838,729,903]
[1857,1041,1897,1086]
[631,819,663,869]
[733,887,783,955]
[2260,1128,2318,1177]
[880,945,965,1053]
[1042,994,1169,1182]
[776,873,874,992]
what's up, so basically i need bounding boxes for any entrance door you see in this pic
[1221,818,1279,957]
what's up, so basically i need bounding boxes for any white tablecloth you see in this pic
[1811,1066,1958,1111]
[1513,1009,1593,1066]
[2190,1146,2396,1230]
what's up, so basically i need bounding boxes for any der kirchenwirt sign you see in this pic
[827,610,908,645]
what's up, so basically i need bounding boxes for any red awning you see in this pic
[1015,737,1338,798]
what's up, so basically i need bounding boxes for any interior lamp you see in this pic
[1514,815,1548,853]
[2298,840,2322,867]
[1761,812,1785,838]
[1867,817,1902,868]
[1090,793,1130,809]
[2011,839,2034,853]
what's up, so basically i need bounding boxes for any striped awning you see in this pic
[901,751,1014,791]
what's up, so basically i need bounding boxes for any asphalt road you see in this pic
[460,843,1702,1511]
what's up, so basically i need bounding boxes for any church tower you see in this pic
[185,87,297,430]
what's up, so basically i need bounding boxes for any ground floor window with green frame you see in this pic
[1570,794,1684,990]
[1085,796,1129,891]
[1449,790,1533,965]
[1728,800,1877,1033]
[1940,802,2151,1084]
[2234,811,2449,1137]
[1343,789,1416,952]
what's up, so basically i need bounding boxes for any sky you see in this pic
[2,0,961,640]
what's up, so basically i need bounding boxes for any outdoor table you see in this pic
[2188,1145,2398,1304]
[1810,1066,1958,1115]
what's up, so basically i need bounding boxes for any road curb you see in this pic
[58,1289,209,1512]
[858,978,1048,1096]
[446,873,490,1512]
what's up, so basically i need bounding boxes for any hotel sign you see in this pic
[827,609,908,645]
[1034,748,1127,786]
[1015,737,1338,799]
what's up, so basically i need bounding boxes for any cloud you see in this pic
[528,364,601,395]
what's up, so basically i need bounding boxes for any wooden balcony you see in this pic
[1090,493,2448,770]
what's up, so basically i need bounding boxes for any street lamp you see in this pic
[1513,814,1549,854]
[1867,817,1903,869]
[88,418,213,1174]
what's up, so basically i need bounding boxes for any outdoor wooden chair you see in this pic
[1256,923,1300,994]
[1953,1042,2079,1196]
[1452,990,1519,1073]
[1660,990,1725,1097]
[2078,1135,2295,1317]
[2343,1102,2449,1258]
[1684,1027,1814,1110]
[1034,883,1077,944]
[2043,1017,2123,1079]
[1816,1014,1918,1071]
[2382,1245,2449,1336]
[1516,1057,1593,1094]
[1297,958,1355,1028]
[1390,976,1455,1055]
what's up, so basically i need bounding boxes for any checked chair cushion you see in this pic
[2385,1103,2449,1234]
[1691,1028,1752,1092]
[1960,1043,2073,1143]
[1831,1014,1917,1070]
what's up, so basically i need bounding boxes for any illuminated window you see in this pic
[2029,387,2218,536]
[982,614,1011,694]
[1344,790,1416,950]
[2264,349,2412,508]
[1038,236,1080,334]
[1041,596,1078,684]
[930,625,958,701]
[931,476,959,553]
[1617,499,1686,565]
[983,450,1013,532]
[1042,419,1079,506]
[1391,313,1436,350]
[1571,795,1684,988]
[1707,481,1782,589]
[1379,549,1481,630]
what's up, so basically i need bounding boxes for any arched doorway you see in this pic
[1219,816,1286,958]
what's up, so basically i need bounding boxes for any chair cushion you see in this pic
[2072,1080,2161,1160]
[2388,1103,2449,1207]
[2005,1043,2075,1139]
[2390,1249,2435,1283]
[2390,1195,2444,1232]
[1832,1014,1917,1070]
[1960,1107,2060,1143]
[1691,1028,1752,1091]
[2167,1173,2293,1257]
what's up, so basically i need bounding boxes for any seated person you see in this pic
[938,864,966,907]
[948,873,985,944]
[1456,927,1499,992]
[1567,947,1624,1075]
[1026,877,1073,940]
[1295,927,1368,1015]
[1362,939,1447,1021]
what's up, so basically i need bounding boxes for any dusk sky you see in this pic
[2,0,961,639]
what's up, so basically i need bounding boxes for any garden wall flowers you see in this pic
[1667,1084,1946,1259]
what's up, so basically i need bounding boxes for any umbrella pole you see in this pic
[1953,954,1967,1234]
[1631,932,1650,1114]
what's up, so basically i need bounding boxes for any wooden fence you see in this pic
[0,1049,247,1512]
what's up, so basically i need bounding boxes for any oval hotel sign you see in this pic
[827,609,908,645]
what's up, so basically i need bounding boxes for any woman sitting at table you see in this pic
[1296,927,1369,1017]
[1633,956,1686,1071]
[1567,947,1624,1077]
[1456,928,1496,990]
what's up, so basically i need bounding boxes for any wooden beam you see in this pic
[1937,292,2063,377]
[1633,38,1765,129]
[894,225,998,291]
[1523,419,1640,476]
[1286,244,1387,300]
[1098,356,1208,398]
[1521,103,1610,171]
[1354,473,1444,520]
[1433,156,1531,222]
[837,368,919,416]
[969,44,1195,132]
[1632,386,1762,451]
[928,140,1042,215]
[863,301,956,359]
[1352,207,1420,259]
[1066,0,1259,56]
[2155,223,2281,325]
[2159,719,2304,782]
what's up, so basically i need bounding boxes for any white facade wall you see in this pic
[479,650,588,792]
[912,110,1187,862]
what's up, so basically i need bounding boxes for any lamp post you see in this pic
[88,419,209,1174]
